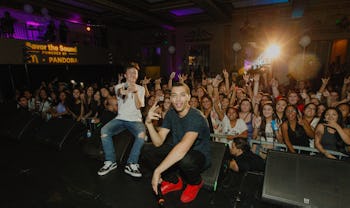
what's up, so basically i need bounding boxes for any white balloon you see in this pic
[299,35,311,47]
[41,8,49,16]
[232,42,242,52]
[168,46,176,54]
[24,4,33,14]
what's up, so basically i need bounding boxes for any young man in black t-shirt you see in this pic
[229,137,265,173]
[143,82,211,203]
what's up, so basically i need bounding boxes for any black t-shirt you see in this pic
[234,151,265,173]
[162,107,211,168]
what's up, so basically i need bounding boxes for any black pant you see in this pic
[142,144,206,185]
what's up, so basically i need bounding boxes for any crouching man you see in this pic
[143,82,211,203]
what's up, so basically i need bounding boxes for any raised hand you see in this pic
[169,72,176,80]
[252,95,261,105]
[271,78,279,88]
[300,89,308,99]
[321,77,330,85]
[212,75,223,88]
[118,73,124,83]
[178,74,188,83]
[243,73,250,83]
[154,77,162,84]
[142,76,151,85]
[146,102,161,124]
[253,116,262,129]
[297,115,305,126]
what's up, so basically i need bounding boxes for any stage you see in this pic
[0,137,266,208]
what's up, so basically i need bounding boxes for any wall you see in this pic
[171,0,350,83]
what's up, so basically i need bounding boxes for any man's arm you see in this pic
[145,103,169,146]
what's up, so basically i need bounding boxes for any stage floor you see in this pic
[0,137,276,208]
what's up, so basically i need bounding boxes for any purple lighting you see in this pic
[170,7,204,17]
[26,21,41,27]
[67,14,82,24]
[156,47,161,55]
[161,24,175,31]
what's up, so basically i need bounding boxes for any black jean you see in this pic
[142,143,206,185]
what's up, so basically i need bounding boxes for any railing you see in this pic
[210,133,348,159]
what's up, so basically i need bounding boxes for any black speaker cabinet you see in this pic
[1,110,43,141]
[202,141,227,191]
[35,118,83,150]
[262,150,350,208]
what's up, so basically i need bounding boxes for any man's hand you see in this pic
[146,102,161,124]
[127,83,138,93]
[152,169,162,195]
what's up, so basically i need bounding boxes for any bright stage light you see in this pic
[265,44,280,59]
[86,26,91,32]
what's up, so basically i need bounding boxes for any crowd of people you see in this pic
[13,63,350,203]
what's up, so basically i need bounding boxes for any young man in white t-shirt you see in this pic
[97,66,146,177]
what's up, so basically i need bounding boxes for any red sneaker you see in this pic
[180,180,204,203]
[161,177,183,195]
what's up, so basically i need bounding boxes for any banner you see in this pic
[23,42,79,64]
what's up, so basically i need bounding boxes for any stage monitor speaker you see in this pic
[1,110,43,141]
[262,150,350,208]
[202,141,227,191]
[35,118,83,150]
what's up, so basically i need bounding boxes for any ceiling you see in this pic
[2,0,291,30]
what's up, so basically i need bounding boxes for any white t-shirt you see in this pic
[219,117,247,144]
[115,83,145,122]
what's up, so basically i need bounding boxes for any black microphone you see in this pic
[122,83,128,100]
[157,183,165,208]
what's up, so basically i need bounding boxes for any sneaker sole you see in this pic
[124,169,142,178]
[98,164,117,176]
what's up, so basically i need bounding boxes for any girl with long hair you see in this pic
[315,107,350,159]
